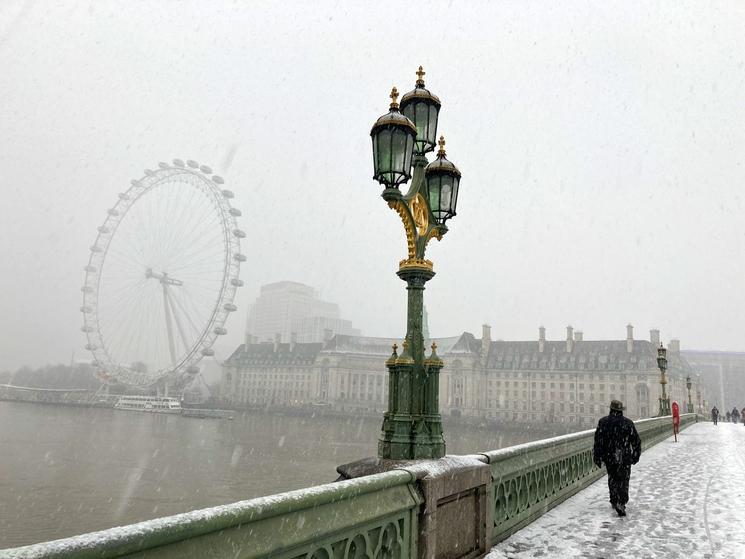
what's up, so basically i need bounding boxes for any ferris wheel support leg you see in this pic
[162,283,178,368]
[166,289,191,356]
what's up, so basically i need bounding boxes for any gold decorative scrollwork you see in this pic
[409,193,429,236]
[387,199,416,259]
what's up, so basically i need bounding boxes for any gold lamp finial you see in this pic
[416,65,425,86]
[437,135,446,156]
[392,343,398,354]
[389,87,399,109]
[431,341,438,353]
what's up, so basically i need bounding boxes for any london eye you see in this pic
[80,159,245,390]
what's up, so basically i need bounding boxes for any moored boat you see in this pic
[114,395,182,413]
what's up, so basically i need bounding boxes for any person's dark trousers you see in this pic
[606,464,631,506]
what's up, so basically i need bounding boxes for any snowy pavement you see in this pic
[487,421,745,559]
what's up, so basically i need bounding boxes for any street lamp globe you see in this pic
[400,66,441,155]
[370,87,417,189]
[657,343,667,371]
[425,136,461,225]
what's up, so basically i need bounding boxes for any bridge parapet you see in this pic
[5,470,422,559]
[481,413,697,545]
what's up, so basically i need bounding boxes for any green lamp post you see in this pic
[686,375,693,414]
[370,67,461,460]
[657,343,671,416]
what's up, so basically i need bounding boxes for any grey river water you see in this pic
[0,401,575,548]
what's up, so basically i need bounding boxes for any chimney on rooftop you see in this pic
[482,324,491,359]
[650,329,660,346]
[290,332,297,351]
[566,325,574,353]
[575,331,583,342]
[626,324,634,353]
[539,326,546,353]
[274,333,281,352]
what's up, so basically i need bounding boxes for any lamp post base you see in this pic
[378,412,445,460]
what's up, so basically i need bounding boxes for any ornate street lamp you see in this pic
[370,67,461,460]
[696,374,702,414]
[686,375,693,414]
[657,343,671,416]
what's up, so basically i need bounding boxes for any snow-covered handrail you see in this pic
[2,470,421,559]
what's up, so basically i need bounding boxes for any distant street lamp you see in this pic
[696,374,702,414]
[657,343,671,416]
[370,67,461,460]
[686,375,693,414]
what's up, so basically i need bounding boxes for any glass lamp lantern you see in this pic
[400,66,441,155]
[657,344,667,371]
[425,136,461,224]
[370,87,417,189]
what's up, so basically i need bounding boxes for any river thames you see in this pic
[0,400,578,548]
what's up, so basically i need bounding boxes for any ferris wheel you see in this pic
[80,159,245,389]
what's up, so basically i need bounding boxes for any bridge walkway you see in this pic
[487,421,745,558]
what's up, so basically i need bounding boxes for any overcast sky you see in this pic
[1,1,745,371]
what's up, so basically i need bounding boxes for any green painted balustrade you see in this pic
[3,470,422,559]
[481,414,697,544]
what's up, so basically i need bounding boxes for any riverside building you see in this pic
[222,325,705,424]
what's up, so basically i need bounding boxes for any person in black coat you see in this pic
[593,400,642,517]
[711,406,719,425]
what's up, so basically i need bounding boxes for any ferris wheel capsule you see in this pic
[229,208,242,217]
[221,189,234,199]
[212,176,224,184]
[80,159,244,389]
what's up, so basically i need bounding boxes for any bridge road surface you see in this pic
[487,421,745,559]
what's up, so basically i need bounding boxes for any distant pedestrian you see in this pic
[712,406,719,425]
[733,407,741,424]
[726,411,731,422]
[741,407,745,426]
[593,400,642,517]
